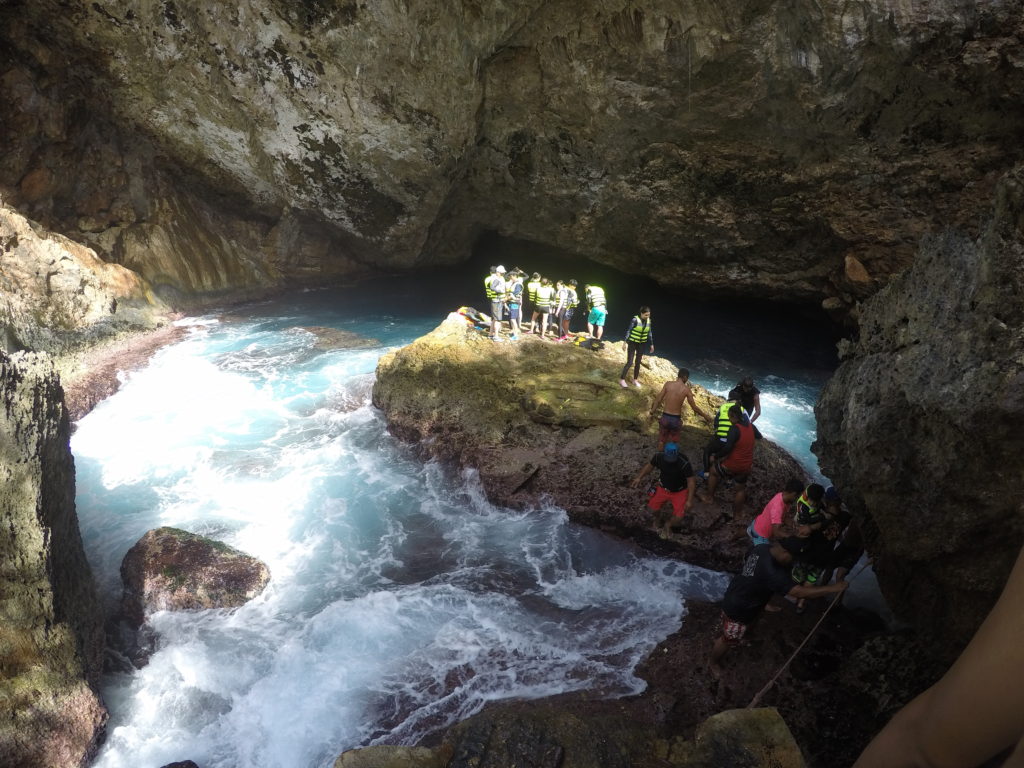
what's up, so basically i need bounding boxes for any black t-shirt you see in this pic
[799,530,837,568]
[650,452,694,492]
[722,544,796,623]
[728,385,760,415]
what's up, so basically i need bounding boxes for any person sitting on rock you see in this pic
[710,538,849,678]
[584,283,607,339]
[794,483,828,535]
[728,376,762,426]
[699,405,755,518]
[620,306,653,388]
[649,367,711,449]
[630,441,696,539]
[748,478,804,546]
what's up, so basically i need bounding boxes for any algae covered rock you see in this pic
[373,314,806,571]
[814,164,1024,654]
[0,350,107,767]
[120,527,270,625]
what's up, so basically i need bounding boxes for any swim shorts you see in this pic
[746,520,771,547]
[588,306,607,326]
[490,300,504,320]
[508,303,521,321]
[658,413,682,444]
[564,307,574,321]
[647,484,689,518]
[721,612,748,645]
[715,458,749,485]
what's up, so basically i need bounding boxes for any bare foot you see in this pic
[764,603,783,613]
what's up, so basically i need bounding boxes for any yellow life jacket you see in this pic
[568,287,578,308]
[714,401,751,437]
[586,286,605,307]
[507,279,524,304]
[484,274,497,300]
[627,316,651,343]
[527,280,541,303]
[535,284,555,309]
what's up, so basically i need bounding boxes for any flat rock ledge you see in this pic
[120,527,270,627]
[372,315,807,572]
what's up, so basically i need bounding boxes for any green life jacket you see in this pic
[535,284,555,309]
[586,286,605,307]
[796,491,826,527]
[714,401,753,437]
[526,280,541,303]
[507,279,524,304]
[627,316,651,343]
[484,274,497,300]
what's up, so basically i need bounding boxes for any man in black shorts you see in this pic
[710,538,849,678]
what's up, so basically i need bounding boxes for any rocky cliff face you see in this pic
[2,1,1022,314]
[0,351,107,768]
[814,164,1024,654]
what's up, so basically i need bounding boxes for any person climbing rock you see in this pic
[649,367,711,448]
[584,283,607,339]
[748,478,804,546]
[699,405,755,518]
[620,307,653,388]
[728,377,762,425]
[710,538,848,678]
[630,441,696,539]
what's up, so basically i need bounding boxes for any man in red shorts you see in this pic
[710,538,848,678]
[630,441,696,539]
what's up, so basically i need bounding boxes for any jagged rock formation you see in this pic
[814,164,1024,654]
[2,2,1022,314]
[0,351,106,768]
[373,315,807,572]
[0,203,168,355]
[120,526,271,626]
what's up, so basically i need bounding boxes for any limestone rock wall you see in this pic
[814,164,1024,654]
[1,1,1022,312]
[0,351,107,767]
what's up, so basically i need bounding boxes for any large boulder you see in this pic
[373,316,806,571]
[120,527,271,626]
[814,164,1024,655]
[0,350,107,768]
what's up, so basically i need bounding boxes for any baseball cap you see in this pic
[496,265,506,273]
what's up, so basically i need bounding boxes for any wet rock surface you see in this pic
[119,526,271,627]
[815,164,1024,656]
[373,315,808,573]
[0,350,107,768]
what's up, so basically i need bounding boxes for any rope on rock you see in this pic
[746,560,873,709]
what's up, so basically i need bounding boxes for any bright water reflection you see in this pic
[74,301,733,768]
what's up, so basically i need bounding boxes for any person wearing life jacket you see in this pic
[486,265,507,341]
[701,400,755,472]
[698,404,756,518]
[620,307,653,388]
[505,268,525,342]
[794,483,828,534]
[525,272,542,333]
[533,277,555,338]
[556,279,579,340]
[584,284,607,339]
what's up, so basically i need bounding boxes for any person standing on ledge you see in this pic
[728,376,762,426]
[630,441,696,539]
[649,367,711,449]
[620,306,653,388]
[534,277,555,338]
[710,538,848,678]
[486,265,507,341]
[585,283,607,339]
[525,272,542,333]
[505,269,525,341]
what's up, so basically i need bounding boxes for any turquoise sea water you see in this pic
[73,273,841,768]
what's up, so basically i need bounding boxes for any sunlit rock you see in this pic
[120,526,271,626]
[0,350,107,768]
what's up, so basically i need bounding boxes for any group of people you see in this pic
[483,265,609,344]
[625,365,862,678]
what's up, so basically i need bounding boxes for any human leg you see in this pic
[621,342,639,381]
[632,346,645,380]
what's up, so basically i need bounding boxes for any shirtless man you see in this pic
[649,368,711,449]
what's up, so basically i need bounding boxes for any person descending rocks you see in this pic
[748,478,804,546]
[700,396,754,474]
[699,405,756,518]
[710,538,848,678]
[649,367,711,449]
[505,269,525,341]
[534,277,555,338]
[525,272,542,333]
[485,265,508,341]
[620,306,653,388]
[728,376,762,426]
[585,283,607,340]
[630,441,696,540]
